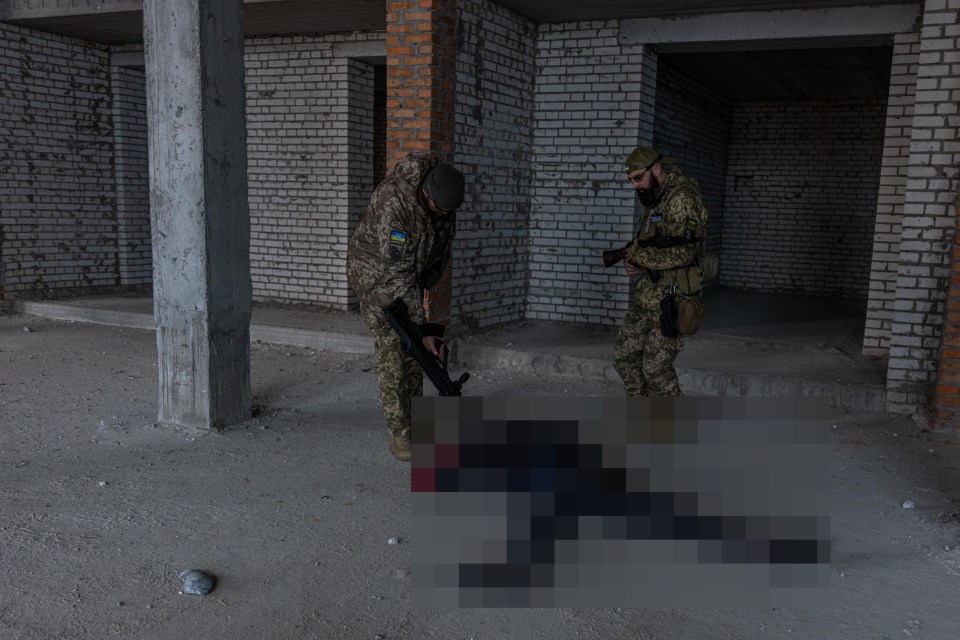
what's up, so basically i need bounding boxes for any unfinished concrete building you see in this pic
[1,0,958,427]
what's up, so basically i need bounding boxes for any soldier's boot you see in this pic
[389,430,411,462]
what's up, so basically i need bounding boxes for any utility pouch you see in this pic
[699,253,719,282]
[659,294,679,338]
[676,296,705,335]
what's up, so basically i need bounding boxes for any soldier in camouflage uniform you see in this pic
[346,153,464,461]
[613,147,708,396]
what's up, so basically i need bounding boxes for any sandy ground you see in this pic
[2,313,960,640]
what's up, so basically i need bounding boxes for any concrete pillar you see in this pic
[385,0,458,325]
[143,0,252,429]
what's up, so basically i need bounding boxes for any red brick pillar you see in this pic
[386,0,457,325]
[934,204,960,429]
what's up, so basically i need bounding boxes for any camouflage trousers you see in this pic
[613,300,684,397]
[361,303,422,437]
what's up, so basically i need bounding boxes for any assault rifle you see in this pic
[383,298,470,397]
[602,235,701,268]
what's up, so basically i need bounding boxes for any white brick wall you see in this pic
[722,101,885,297]
[885,0,960,414]
[111,62,151,286]
[864,33,922,357]
[454,0,537,331]
[653,62,732,258]
[245,32,384,308]
[345,58,377,309]
[0,21,117,295]
[99,33,386,308]
[528,22,655,325]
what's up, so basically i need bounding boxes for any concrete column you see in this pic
[143,0,252,429]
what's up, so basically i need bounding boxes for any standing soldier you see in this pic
[347,153,464,461]
[613,147,708,396]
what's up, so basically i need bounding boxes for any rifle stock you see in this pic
[602,245,630,268]
[382,298,470,397]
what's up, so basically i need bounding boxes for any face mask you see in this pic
[636,173,660,208]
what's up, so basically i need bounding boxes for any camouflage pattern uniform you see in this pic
[613,170,708,396]
[347,153,456,441]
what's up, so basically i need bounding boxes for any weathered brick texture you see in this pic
[864,33,922,357]
[0,21,117,296]
[922,0,960,427]
[104,33,385,308]
[386,0,459,325]
[529,21,654,325]
[654,62,732,259]
[723,101,885,297]
[453,0,536,331]
[111,59,151,286]
[890,1,960,419]
[245,33,384,308]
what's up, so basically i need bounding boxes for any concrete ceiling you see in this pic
[1,0,910,101]
[499,0,916,22]
[660,46,893,101]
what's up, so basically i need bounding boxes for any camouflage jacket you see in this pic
[346,153,456,324]
[626,170,708,310]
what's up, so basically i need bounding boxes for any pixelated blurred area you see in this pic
[412,397,830,608]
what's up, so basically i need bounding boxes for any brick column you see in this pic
[863,33,920,357]
[890,0,960,424]
[936,204,960,429]
[386,0,458,325]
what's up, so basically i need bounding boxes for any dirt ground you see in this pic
[2,313,960,640]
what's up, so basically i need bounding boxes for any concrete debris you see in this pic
[387,537,399,545]
[902,500,916,510]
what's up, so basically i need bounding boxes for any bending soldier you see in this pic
[347,153,465,460]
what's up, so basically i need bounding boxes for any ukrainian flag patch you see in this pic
[389,229,408,259]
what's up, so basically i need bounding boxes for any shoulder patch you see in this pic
[684,216,699,240]
[389,229,409,259]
